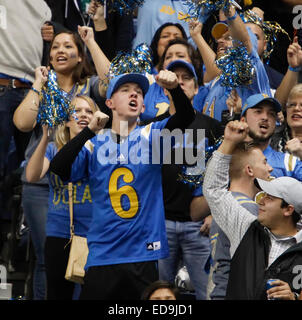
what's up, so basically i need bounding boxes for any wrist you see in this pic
[288,65,301,72]
[30,86,40,95]
[227,11,238,21]
[219,140,237,155]
[33,80,44,91]
[94,20,107,32]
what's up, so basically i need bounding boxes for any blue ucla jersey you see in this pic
[202,28,271,121]
[141,81,170,122]
[142,80,209,121]
[264,145,302,180]
[45,143,93,238]
[69,120,172,268]
[133,0,192,48]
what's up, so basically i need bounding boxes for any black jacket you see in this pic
[226,220,302,300]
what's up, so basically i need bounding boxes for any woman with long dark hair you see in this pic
[13,26,109,299]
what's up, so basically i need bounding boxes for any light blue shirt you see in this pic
[133,0,193,48]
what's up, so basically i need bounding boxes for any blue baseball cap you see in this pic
[241,93,282,116]
[106,73,150,99]
[166,60,198,80]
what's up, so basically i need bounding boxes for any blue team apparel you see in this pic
[202,28,272,121]
[45,143,93,238]
[133,0,193,48]
[241,93,282,116]
[69,119,173,268]
[264,145,302,180]
[142,82,208,121]
[106,73,150,99]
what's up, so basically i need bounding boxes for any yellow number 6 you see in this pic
[109,167,139,219]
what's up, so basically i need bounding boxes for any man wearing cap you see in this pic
[212,11,285,93]
[203,120,302,300]
[196,6,271,121]
[241,93,302,181]
[142,59,223,299]
[206,139,273,300]
[49,70,196,299]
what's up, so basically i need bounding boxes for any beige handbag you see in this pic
[65,182,89,284]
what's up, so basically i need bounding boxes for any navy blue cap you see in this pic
[241,93,282,116]
[166,60,197,80]
[106,73,149,99]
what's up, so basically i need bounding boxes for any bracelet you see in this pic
[227,11,238,21]
[30,86,40,94]
[288,65,301,72]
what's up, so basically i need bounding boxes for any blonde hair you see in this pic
[287,84,302,104]
[55,95,99,150]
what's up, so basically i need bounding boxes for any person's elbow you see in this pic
[13,113,36,132]
[25,170,40,183]
[190,196,211,221]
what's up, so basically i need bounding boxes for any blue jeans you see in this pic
[22,184,49,300]
[0,85,30,219]
[158,219,210,300]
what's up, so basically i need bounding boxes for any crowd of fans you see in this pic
[0,0,302,301]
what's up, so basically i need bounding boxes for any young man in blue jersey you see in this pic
[50,70,196,299]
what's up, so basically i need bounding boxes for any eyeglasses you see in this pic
[286,102,302,109]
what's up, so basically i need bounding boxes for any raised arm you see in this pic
[203,121,257,255]
[50,110,109,180]
[223,7,252,54]
[155,70,195,131]
[189,20,220,83]
[13,66,48,132]
[275,37,302,108]
[78,26,111,89]
[26,125,50,182]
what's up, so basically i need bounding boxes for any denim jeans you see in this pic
[158,219,211,300]
[22,184,49,300]
[0,85,31,219]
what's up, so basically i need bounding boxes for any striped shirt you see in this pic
[203,151,302,267]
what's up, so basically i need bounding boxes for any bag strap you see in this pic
[64,182,75,250]
[68,182,75,238]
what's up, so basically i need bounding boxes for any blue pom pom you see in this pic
[215,44,255,96]
[182,0,233,23]
[107,43,152,81]
[178,138,223,188]
[37,70,75,127]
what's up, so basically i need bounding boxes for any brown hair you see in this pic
[48,31,95,85]
[55,95,99,150]
[157,38,204,86]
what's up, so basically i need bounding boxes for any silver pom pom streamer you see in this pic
[182,0,234,23]
[103,43,152,88]
[241,10,291,60]
[98,0,145,15]
[178,137,223,188]
[36,70,75,128]
[215,44,255,95]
